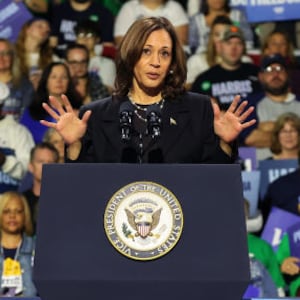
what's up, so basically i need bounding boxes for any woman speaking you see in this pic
[40,16,255,164]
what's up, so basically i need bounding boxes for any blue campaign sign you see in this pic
[287,222,300,260]
[239,147,257,171]
[230,0,300,23]
[258,159,298,201]
[261,207,300,251]
[0,0,32,42]
[242,170,260,218]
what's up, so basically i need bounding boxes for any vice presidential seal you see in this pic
[104,181,183,261]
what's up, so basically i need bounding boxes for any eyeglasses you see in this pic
[279,129,298,135]
[67,60,88,66]
[3,209,24,216]
[77,32,96,39]
[0,50,13,57]
[264,65,285,73]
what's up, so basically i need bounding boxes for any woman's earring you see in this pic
[169,69,173,74]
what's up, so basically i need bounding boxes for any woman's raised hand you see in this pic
[213,95,256,143]
[40,94,91,145]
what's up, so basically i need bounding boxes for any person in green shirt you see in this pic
[245,200,286,296]
[247,233,286,296]
[276,232,300,296]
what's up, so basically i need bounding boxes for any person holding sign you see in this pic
[0,191,36,297]
[276,228,300,296]
[40,16,256,164]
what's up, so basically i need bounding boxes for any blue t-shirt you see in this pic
[20,108,54,144]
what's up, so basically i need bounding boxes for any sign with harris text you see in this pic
[258,159,298,201]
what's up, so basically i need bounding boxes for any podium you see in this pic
[34,164,250,300]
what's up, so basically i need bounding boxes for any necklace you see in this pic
[128,93,165,123]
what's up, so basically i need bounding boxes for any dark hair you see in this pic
[28,62,82,120]
[65,43,90,61]
[212,15,232,26]
[74,19,101,38]
[114,16,186,100]
[200,0,230,15]
[270,112,300,155]
[30,141,60,163]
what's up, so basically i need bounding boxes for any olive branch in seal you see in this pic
[122,223,135,241]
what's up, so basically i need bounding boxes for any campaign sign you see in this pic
[286,222,300,260]
[242,171,260,218]
[258,159,298,201]
[239,147,257,171]
[0,0,32,42]
[243,284,259,298]
[230,0,300,23]
[261,207,300,251]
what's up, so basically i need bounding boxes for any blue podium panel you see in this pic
[34,164,250,300]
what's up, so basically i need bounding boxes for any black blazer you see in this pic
[75,92,232,164]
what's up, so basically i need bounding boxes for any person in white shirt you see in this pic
[0,83,35,183]
[114,0,189,51]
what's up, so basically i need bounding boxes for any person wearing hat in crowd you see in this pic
[240,53,300,160]
[191,24,262,110]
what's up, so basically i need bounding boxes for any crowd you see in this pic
[0,0,300,297]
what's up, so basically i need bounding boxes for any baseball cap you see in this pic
[221,25,245,42]
[0,82,9,105]
[260,53,287,70]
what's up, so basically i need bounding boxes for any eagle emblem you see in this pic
[104,181,183,260]
[125,207,162,238]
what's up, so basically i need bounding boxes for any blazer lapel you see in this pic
[160,97,191,155]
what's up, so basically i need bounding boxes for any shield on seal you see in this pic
[137,222,151,238]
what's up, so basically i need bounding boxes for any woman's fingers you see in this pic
[40,119,57,128]
[48,96,66,116]
[42,102,60,120]
[82,110,92,123]
[234,100,248,116]
[242,119,256,128]
[239,106,255,123]
[61,94,74,113]
[227,95,241,113]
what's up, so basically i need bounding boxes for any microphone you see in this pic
[146,104,162,139]
[119,101,134,142]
